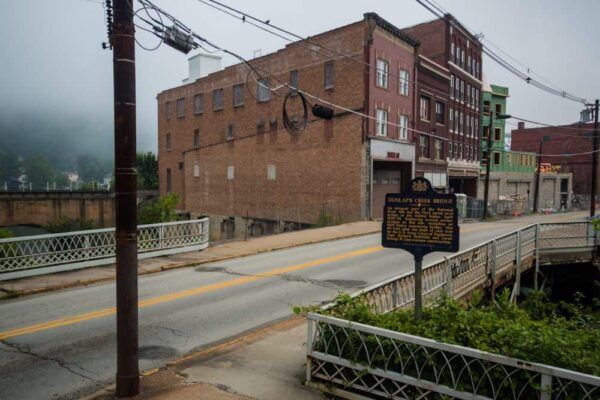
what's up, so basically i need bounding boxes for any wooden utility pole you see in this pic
[482,113,494,220]
[111,0,139,396]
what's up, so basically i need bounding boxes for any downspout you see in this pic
[364,17,375,219]
[412,44,420,184]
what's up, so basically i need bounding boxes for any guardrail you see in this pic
[0,218,209,281]
[308,222,599,399]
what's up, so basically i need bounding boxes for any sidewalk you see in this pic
[0,211,587,299]
[89,317,322,400]
[0,221,380,299]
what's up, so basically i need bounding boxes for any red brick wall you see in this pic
[157,21,368,223]
[511,123,593,194]
[403,19,447,66]
[367,29,416,140]
[183,114,365,224]
[415,57,450,165]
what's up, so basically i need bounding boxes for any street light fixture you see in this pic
[483,113,511,220]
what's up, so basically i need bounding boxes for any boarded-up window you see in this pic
[193,161,200,177]
[194,94,203,114]
[233,84,245,107]
[165,101,171,120]
[193,129,200,148]
[227,165,234,180]
[290,70,298,95]
[213,89,224,110]
[227,124,234,140]
[257,79,270,102]
[166,168,172,192]
[267,164,276,180]
[176,98,185,118]
[324,61,334,89]
[166,133,171,150]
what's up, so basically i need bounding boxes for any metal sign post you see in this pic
[382,178,459,319]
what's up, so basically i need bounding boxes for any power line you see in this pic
[137,0,598,160]
[415,0,588,105]
[196,0,454,100]
[426,0,574,94]
[508,115,597,132]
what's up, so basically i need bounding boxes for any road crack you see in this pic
[195,266,360,290]
[0,339,102,383]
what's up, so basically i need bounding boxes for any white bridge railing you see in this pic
[307,222,599,399]
[0,218,209,281]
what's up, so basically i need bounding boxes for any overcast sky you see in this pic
[1,0,598,157]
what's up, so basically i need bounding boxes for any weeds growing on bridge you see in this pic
[323,288,600,377]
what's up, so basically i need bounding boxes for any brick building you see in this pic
[404,14,483,196]
[413,55,450,190]
[157,13,420,239]
[511,121,594,195]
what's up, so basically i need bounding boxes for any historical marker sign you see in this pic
[381,177,459,320]
[382,177,459,256]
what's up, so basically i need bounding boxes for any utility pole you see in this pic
[591,99,599,217]
[482,111,510,220]
[533,141,542,213]
[111,0,139,397]
[482,113,494,220]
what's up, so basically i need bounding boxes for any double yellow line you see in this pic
[0,223,492,341]
[0,246,381,340]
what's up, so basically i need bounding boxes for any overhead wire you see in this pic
[135,0,599,159]
[426,0,575,95]
[197,0,454,100]
[415,0,588,104]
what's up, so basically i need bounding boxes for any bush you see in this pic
[323,289,600,376]
[44,217,97,233]
[137,193,180,225]
[0,228,15,259]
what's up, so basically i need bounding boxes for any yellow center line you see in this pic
[0,223,488,341]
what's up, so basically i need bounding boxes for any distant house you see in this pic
[67,172,79,183]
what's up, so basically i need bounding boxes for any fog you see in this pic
[1,0,598,167]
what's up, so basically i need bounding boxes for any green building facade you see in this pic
[480,84,536,173]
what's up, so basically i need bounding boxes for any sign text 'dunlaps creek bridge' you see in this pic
[382,177,459,319]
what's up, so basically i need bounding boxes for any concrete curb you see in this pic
[1,227,381,299]
[82,315,306,400]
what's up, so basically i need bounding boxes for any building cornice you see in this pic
[364,12,420,48]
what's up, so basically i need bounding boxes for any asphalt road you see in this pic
[0,213,585,399]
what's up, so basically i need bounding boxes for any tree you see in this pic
[0,152,20,182]
[137,193,180,224]
[76,154,109,182]
[24,154,55,185]
[136,152,158,190]
[54,172,70,188]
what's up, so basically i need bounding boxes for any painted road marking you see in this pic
[0,223,493,340]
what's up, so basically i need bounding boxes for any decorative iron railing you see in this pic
[308,222,599,399]
[307,314,600,400]
[0,218,209,281]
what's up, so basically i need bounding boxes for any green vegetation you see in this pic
[322,289,600,376]
[0,228,17,260]
[0,151,20,182]
[137,193,180,225]
[0,228,11,239]
[136,152,158,190]
[44,217,97,233]
[314,207,342,228]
